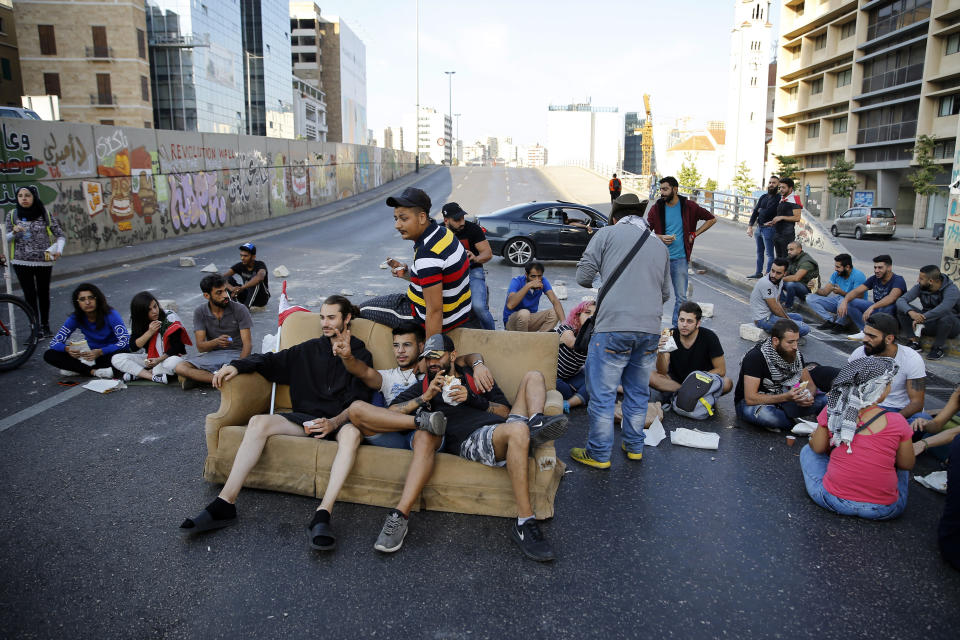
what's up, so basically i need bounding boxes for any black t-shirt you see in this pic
[774,194,802,235]
[452,221,487,268]
[734,345,786,404]
[231,260,270,292]
[390,364,509,454]
[667,327,723,384]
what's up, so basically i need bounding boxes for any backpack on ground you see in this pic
[672,371,723,420]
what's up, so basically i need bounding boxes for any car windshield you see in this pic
[871,208,895,218]
[23,110,41,120]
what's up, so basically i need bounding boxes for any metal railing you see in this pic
[85,46,114,59]
[681,187,758,223]
[89,93,117,106]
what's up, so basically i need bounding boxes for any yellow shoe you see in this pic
[569,447,611,469]
[621,442,643,461]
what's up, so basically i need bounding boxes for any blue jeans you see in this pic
[799,444,908,520]
[468,267,496,330]
[585,331,658,461]
[845,299,894,330]
[735,392,827,430]
[755,312,811,336]
[780,281,809,309]
[754,226,775,275]
[806,293,844,322]
[556,368,589,403]
[878,406,932,426]
[669,257,688,326]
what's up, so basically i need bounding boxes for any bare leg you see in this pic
[347,400,418,436]
[510,370,546,418]
[220,414,305,502]
[174,361,214,384]
[491,422,533,518]
[395,430,442,515]
[649,371,681,393]
[317,424,363,514]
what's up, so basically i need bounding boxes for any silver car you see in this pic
[830,206,896,239]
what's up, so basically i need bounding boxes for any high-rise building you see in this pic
[15,0,153,127]
[770,0,957,226]
[289,1,327,141]
[317,14,366,144]
[721,1,772,189]
[417,106,450,165]
[546,100,623,169]
[623,112,657,176]
[383,126,394,150]
[0,0,23,108]
[293,75,326,141]
[241,0,293,138]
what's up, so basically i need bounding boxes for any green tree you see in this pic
[732,162,754,197]
[677,153,702,189]
[909,135,941,237]
[704,178,718,191]
[775,154,800,181]
[826,157,856,217]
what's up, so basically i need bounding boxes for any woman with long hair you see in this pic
[800,356,915,520]
[43,283,129,378]
[111,291,192,384]
[5,185,66,336]
[555,300,595,411]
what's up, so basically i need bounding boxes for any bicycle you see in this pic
[0,258,40,372]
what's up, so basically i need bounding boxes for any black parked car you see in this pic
[477,201,608,266]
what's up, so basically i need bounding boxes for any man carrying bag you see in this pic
[570,194,671,469]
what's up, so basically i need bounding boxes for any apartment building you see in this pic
[0,0,23,108]
[770,0,959,225]
[15,0,152,127]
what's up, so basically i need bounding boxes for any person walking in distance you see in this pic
[747,175,780,279]
[767,177,802,259]
[609,173,622,202]
[645,176,716,326]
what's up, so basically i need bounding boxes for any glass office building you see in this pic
[241,0,293,138]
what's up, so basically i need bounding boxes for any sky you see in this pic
[315,0,780,147]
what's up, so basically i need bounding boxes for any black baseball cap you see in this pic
[419,333,455,360]
[386,187,431,213]
[239,242,256,253]
[441,202,467,219]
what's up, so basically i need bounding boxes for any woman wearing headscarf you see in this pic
[5,185,66,336]
[800,356,915,520]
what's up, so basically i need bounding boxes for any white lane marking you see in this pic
[0,386,85,434]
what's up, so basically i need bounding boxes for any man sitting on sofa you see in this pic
[178,296,446,552]
[356,333,569,562]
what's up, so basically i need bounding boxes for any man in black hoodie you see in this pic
[896,264,960,360]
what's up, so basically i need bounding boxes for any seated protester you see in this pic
[174,274,253,389]
[223,242,270,308]
[43,283,130,379]
[837,254,906,340]
[555,300,595,411]
[750,258,811,336]
[896,264,960,361]
[847,313,930,424]
[800,357,914,520]
[735,319,826,431]
[940,436,960,571]
[806,253,867,333]
[111,291,191,384]
[362,333,569,562]
[503,262,566,332]
[180,297,403,551]
[908,383,960,461]
[779,241,819,310]
[649,301,732,414]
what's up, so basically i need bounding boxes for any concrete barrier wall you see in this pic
[0,119,416,255]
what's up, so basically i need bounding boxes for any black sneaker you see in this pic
[746,273,763,279]
[528,413,569,448]
[414,407,446,436]
[828,322,848,334]
[510,519,554,562]
[928,347,945,360]
[816,320,834,330]
[907,339,923,351]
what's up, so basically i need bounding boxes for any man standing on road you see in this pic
[767,177,802,259]
[837,254,907,340]
[223,242,270,308]
[646,176,716,326]
[442,202,496,330]
[358,187,473,337]
[571,193,670,469]
[747,175,780,279]
[780,240,819,310]
[503,262,565,332]
[896,265,960,361]
[806,253,867,333]
[609,173,622,201]
[751,258,811,336]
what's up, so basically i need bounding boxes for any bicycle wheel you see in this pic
[0,293,38,372]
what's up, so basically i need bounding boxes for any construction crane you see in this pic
[641,94,654,178]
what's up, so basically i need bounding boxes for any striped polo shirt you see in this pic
[407,221,472,331]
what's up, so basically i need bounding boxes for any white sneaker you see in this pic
[59,369,79,377]
[791,420,817,436]
[122,373,134,382]
[151,373,168,384]
[847,332,865,341]
[92,367,114,379]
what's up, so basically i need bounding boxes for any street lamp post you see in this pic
[415,0,420,173]
[444,70,455,165]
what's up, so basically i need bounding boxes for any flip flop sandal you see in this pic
[57,380,80,387]
[180,509,236,535]
[307,521,336,551]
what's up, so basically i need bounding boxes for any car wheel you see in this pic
[504,238,534,267]
[855,227,863,240]
[831,225,839,237]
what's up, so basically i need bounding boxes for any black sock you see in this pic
[309,508,330,528]
[392,509,408,520]
[206,497,236,520]
[309,509,334,547]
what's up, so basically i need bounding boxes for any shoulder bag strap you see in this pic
[595,227,651,312]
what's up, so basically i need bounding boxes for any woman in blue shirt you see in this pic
[43,283,130,378]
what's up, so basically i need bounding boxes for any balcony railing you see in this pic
[85,46,114,59]
[90,93,116,106]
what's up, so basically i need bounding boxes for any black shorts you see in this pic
[277,412,337,441]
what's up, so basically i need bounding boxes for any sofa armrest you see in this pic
[204,373,272,455]
[544,389,564,416]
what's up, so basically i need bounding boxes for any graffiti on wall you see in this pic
[168,172,227,232]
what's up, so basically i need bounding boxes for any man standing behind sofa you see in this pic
[646,176,716,326]
[806,253,867,333]
[503,262,565,332]
[836,254,907,340]
[780,241,819,310]
[442,202,496,330]
[571,193,670,469]
[896,265,960,361]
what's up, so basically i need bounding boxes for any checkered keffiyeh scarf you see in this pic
[826,357,899,454]
[759,337,804,393]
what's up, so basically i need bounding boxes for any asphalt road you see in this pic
[1,167,959,639]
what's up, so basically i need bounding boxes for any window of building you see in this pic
[43,72,61,97]
[833,116,848,134]
[785,127,796,141]
[100,120,114,125]
[38,25,56,55]
[934,139,957,159]
[96,73,112,105]
[0,58,10,81]
[144,121,152,129]
[860,43,925,93]
[867,0,933,42]
[947,33,960,56]
[810,77,823,94]
[939,94,960,117]
[750,76,757,86]
[141,75,149,101]
[813,34,827,50]
[808,122,820,138]
[856,101,919,144]
[795,3,805,18]
[836,69,851,87]
[137,28,146,59]
[840,21,856,40]
[91,26,108,58]
[0,18,5,34]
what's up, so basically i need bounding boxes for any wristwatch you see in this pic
[472,359,484,368]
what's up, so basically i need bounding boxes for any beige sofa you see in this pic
[202,314,567,519]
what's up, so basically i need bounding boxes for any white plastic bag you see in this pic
[261,331,279,354]
[670,428,720,450]
[441,377,463,405]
